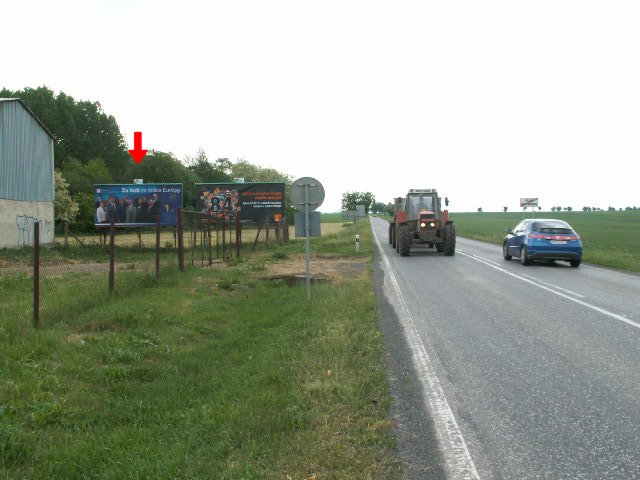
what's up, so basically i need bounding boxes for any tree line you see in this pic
[1,86,292,232]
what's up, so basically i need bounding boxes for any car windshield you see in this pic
[532,221,574,234]
[407,195,434,218]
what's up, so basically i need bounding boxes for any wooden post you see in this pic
[253,221,263,250]
[33,221,40,328]
[64,220,69,248]
[109,219,115,294]
[265,214,270,248]
[155,215,160,279]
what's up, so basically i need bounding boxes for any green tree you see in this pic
[370,202,386,214]
[63,158,112,194]
[0,86,129,178]
[125,150,198,206]
[185,149,232,183]
[54,171,79,247]
[341,192,375,213]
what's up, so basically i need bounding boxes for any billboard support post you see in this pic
[236,215,241,258]
[109,219,115,294]
[177,209,185,272]
[266,214,270,248]
[155,215,161,280]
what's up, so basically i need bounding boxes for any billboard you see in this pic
[196,183,285,222]
[94,183,183,227]
[520,197,539,207]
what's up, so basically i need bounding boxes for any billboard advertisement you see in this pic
[196,182,285,222]
[520,197,539,207]
[94,183,183,227]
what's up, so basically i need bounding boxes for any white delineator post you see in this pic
[355,234,360,253]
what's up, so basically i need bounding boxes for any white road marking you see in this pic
[372,223,480,480]
[471,254,501,267]
[456,250,640,330]
[518,273,585,299]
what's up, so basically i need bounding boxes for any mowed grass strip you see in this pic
[450,211,640,272]
[0,220,399,479]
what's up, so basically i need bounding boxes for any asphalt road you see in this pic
[370,217,640,480]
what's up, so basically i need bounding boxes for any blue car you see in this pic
[503,219,583,267]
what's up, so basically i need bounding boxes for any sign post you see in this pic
[292,177,325,302]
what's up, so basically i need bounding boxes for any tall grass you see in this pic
[0,218,399,479]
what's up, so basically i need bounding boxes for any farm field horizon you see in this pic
[450,210,640,272]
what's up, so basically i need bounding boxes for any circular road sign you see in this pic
[291,177,325,212]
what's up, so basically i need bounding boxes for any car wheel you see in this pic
[503,242,512,260]
[570,259,581,268]
[520,245,531,266]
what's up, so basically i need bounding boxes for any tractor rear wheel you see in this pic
[399,225,411,256]
[443,224,456,256]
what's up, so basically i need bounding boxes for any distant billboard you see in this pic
[196,182,285,222]
[520,197,539,207]
[94,183,183,227]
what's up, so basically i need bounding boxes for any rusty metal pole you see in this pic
[236,215,241,259]
[265,214,270,248]
[109,219,115,294]
[177,208,185,271]
[208,218,212,266]
[155,214,160,280]
[33,221,40,328]
[222,219,226,261]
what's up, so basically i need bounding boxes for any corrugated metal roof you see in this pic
[0,98,56,140]
[0,100,55,201]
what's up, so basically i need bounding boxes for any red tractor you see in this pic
[388,189,455,256]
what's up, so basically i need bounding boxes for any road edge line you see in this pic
[372,220,480,480]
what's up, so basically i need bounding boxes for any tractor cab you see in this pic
[389,188,455,257]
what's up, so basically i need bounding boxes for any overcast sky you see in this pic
[3,0,639,212]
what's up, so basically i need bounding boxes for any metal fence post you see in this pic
[177,208,185,272]
[208,218,213,266]
[33,221,40,328]
[109,219,115,294]
[155,215,161,279]
[236,215,241,259]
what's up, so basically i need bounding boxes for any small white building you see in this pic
[0,98,55,247]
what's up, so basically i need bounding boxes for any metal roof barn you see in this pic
[0,98,55,202]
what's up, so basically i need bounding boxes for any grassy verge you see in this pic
[450,211,640,272]
[1,220,399,478]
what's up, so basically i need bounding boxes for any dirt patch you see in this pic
[263,254,367,281]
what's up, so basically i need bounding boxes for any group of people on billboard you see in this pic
[95,194,163,224]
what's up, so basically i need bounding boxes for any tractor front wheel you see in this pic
[388,223,394,245]
[436,242,444,253]
[399,225,411,256]
[443,224,456,256]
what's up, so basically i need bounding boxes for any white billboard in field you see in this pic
[520,197,539,207]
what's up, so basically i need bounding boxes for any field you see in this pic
[0,220,400,479]
[450,210,640,272]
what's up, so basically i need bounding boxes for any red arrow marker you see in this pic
[128,131,148,164]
